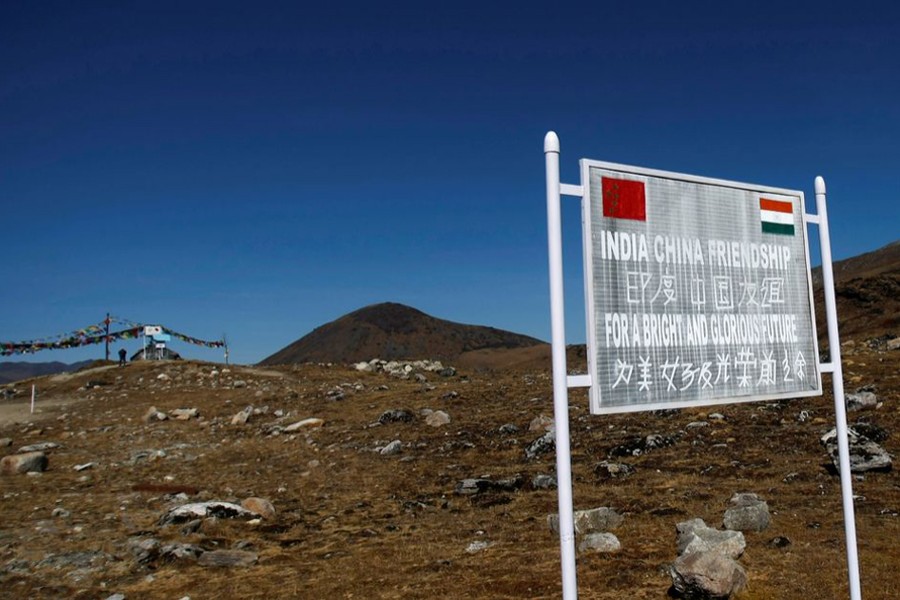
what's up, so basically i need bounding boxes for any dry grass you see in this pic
[0,344,898,599]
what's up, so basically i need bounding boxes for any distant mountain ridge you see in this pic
[0,360,95,385]
[259,302,544,365]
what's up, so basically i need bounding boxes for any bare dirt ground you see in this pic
[1,342,898,599]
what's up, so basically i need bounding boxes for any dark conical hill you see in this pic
[259,302,545,365]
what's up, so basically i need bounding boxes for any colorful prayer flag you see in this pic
[602,177,646,221]
[760,198,795,235]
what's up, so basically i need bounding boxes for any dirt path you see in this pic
[0,395,82,427]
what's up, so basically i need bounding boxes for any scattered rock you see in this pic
[197,549,258,568]
[846,391,878,411]
[529,415,554,432]
[1,451,48,475]
[594,460,635,480]
[379,440,403,455]
[886,337,900,351]
[283,418,325,432]
[37,550,110,570]
[853,421,888,443]
[455,475,522,495]
[525,430,555,460]
[610,433,678,457]
[723,493,770,532]
[670,550,747,599]
[16,441,60,453]
[232,380,248,389]
[161,542,204,561]
[128,537,161,564]
[143,406,168,423]
[0,438,11,448]
[158,501,262,525]
[578,532,621,553]
[498,423,519,435]
[425,410,450,427]
[231,406,253,426]
[548,507,623,535]
[821,427,892,473]
[676,518,746,559]
[465,540,493,554]
[171,408,200,420]
[241,497,276,520]
[532,474,557,489]
[379,409,414,424]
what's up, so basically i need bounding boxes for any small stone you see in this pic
[465,540,493,554]
[378,409,413,424]
[16,442,60,453]
[532,474,557,489]
[142,406,168,423]
[171,408,200,420]
[380,440,403,455]
[723,493,771,532]
[529,415,554,432]
[0,438,12,447]
[578,532,621,553]
[1,451,48,475]
[231,407,253,426]
[283,418,325,432]
[670,551,747,599]
[594,461,635,480]
[241,497,276,520]
[425,410,450,427]
[524,430,555,460]
[74,462,97,472]
[498,423,519,435]
[158,501,260,525]
[846,391,878,411]
[677,518,746,558]
[548,507,623,535]
[232,380,247,389]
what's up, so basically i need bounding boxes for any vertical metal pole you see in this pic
[545,131,578,599]
[815,176,862,600]
[105,312,110,361]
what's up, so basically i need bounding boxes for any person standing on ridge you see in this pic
[118,348,127,366]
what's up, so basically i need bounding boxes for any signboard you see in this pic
[582,160,821,414]
[144,325,162,336]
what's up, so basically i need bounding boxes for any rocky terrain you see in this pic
[1,337,898,599]
[2,242,898,599]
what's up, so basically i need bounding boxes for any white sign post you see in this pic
[544,132,860,599]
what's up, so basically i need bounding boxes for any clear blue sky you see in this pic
[2,1,898,365]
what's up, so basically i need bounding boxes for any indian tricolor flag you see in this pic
[759,198,795,235]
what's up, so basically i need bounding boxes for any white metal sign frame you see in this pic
[544,131,861,600]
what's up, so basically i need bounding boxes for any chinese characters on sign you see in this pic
[583,165,821,413]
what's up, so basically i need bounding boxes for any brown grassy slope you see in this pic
[259,302,544,366]
[813,241,900,345]
[0,351,898,599]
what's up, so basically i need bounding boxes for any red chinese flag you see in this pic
[602,177,646,221]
